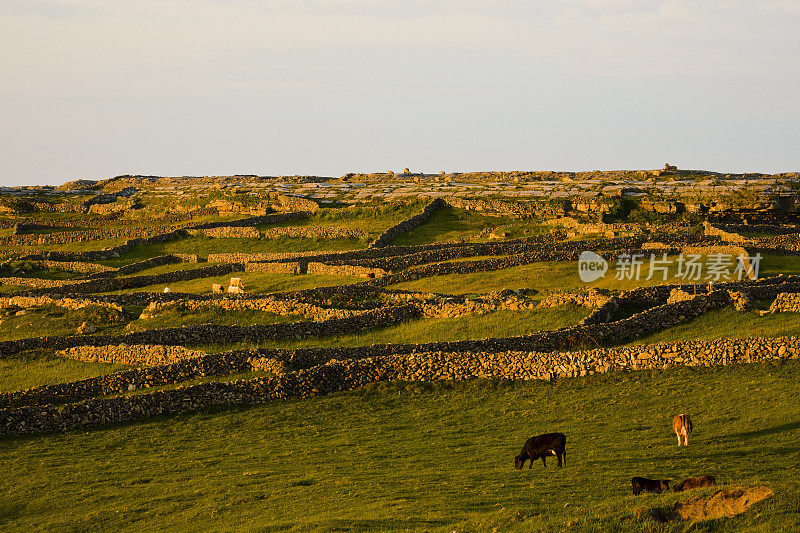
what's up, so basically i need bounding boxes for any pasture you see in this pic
[2,361,799,531]
[2,174,800,531]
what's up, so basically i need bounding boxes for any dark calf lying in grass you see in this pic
[514,432,567,469]
[632,477,670,495]
[673,475,716,492]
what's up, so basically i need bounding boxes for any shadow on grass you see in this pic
[721,420,800,442]
[320,518,448,531]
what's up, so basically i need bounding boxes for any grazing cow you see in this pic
[673,475,716,492]
[673,414,693,446]
[514,433,567,469]
[229,277,244,289]
[632,477,670,495]
[211,283,223,294]
[163,287,171,293]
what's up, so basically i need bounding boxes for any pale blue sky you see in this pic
[1,0,798,186]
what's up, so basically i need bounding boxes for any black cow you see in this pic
[631,477,670,495]
[514,432,567,469]
[673,475,716,492]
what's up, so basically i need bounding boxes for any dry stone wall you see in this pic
[712,223,800,236]
[0,295,123,313]
[0,304,421,357]
[14,260,115,275]
[306,262,387,279]
[770,293,800,313]
[262,226,369,239]
[15,263,241,296]
[58,344,206,365]
[0,225,183,246]
[370,198,448,248]
[2,335,798,437]
[0,277,73,289]
[198,226,261,238]
[244,261,301,274]
[139,296,364,321]
[444,197,542,217]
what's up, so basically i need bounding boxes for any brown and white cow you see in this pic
[672,413,693,446]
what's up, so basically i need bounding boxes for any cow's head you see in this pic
[514,456,524,469]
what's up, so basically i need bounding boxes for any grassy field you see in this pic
[2,361,799,531]
[0,305,130,341]
[196,305,591,352]
[127,307,309,332]
[627,307,800,346]
[390,254,800,295]
[4,193,800,531]
[389,206,550,246]
[103,271,362,295]
[0,350,128,393]
[255,202,429,238]
[109,235,369,263]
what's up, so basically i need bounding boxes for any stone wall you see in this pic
[703,223,749,243]
[262,226,369,239]
[0,304,422,357]
[0,277,72,289]
[769,293,800,313]
[0,225,182,246]
[190,211,310,230]
[198,226,261,238]
[57,344,206,365]
[16,262,241,296]
[138,296,363,321]
[244,262,301,275]
[370,198,448,248]
[444,197,542,218]
[2,335,798,436]
[0,295,123,313]
[12,260,115,275]
[712,223,800,236]
[306,262,387,279]
[85,254,199,280]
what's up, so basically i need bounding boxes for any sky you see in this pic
[1,0,798,186]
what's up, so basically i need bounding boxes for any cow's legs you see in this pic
[676,431,682,446]
[557,453,563,467]
[562,449,566,467]
[682,430,689,446]
[541,456,547,468]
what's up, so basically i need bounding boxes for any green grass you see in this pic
[389,206,549,246]
[103,271,361,295]
[390,255,800,295]
[628,307,800,346]
[2,361,799,530]
[110,235,370,263]
[127,307,309,333]
[0,305,130,342]
[256,203,426,238]
[116,261,215,278]
[0,350,129,393]
[0,261,85,280]
[759,254,800,278]
[196,305,590,352]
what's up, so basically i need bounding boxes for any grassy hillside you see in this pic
[2,361,799,531]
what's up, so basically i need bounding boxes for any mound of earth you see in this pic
[673,486,773,522]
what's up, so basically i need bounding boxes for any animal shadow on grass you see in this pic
[324,518,448,531]
[720,420,800,443]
